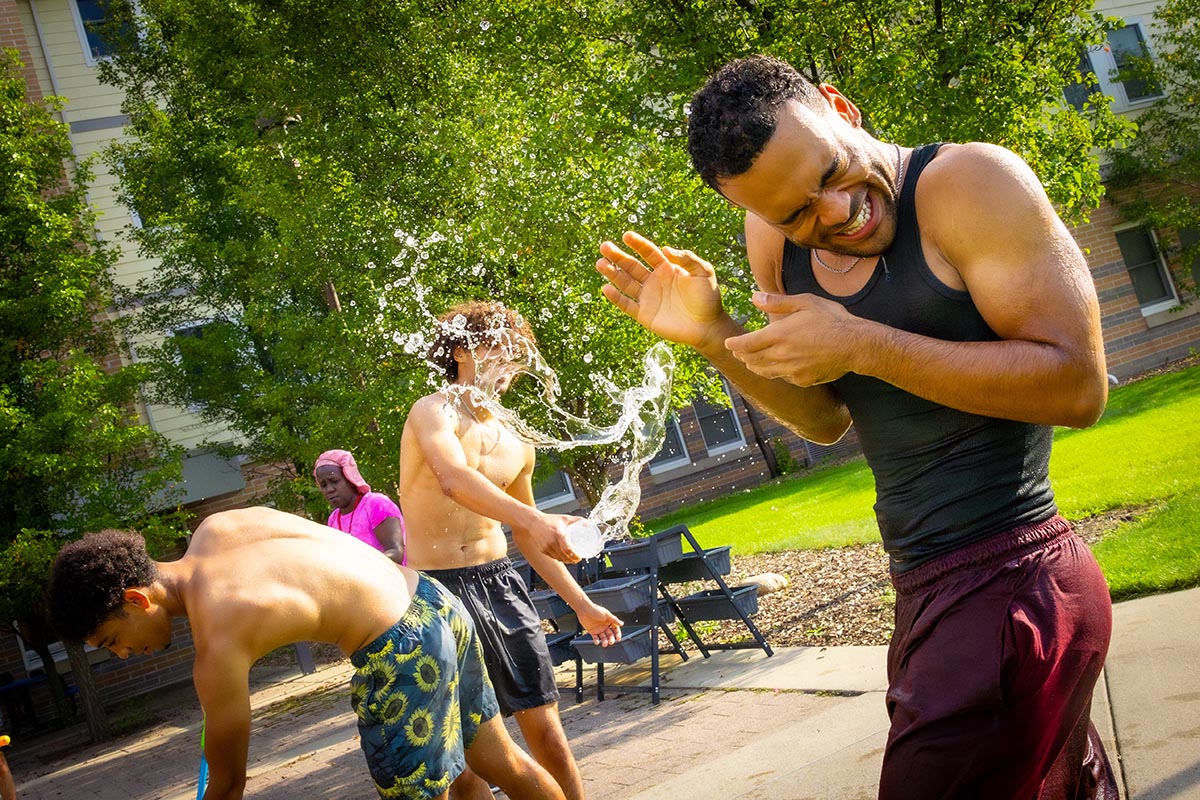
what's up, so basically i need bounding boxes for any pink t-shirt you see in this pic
[326,492,407,565]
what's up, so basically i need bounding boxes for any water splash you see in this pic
[447,333,674,546]
[386,232,674,547]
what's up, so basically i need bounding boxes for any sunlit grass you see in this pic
[1092,491,1200,600]
[646,364,1200,598]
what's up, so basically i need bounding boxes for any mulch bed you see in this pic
[687,503,1143,650]
[671,354,1200,651]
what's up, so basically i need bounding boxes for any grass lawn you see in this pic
[647,363,1200,600]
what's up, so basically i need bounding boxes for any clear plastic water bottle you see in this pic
[564,519,604,560]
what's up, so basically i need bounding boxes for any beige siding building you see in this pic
[2,0,1198,716]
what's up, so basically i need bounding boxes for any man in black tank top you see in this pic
[597,55,1116,799]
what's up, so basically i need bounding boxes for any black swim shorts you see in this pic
[423,557,559,715]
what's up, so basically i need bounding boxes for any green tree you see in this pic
[98,1,1129,509]
[0,48,184,742]
[1105,0,1200,298]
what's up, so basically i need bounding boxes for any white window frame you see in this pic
[70,0,111,67]
[71,0,143,68]
[693,379,747,457]
[1114,224,1179,317]
[1073,19,1164,113]
[648,415,691,475]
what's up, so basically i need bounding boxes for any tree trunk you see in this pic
[17,616,72,724]
[740,395,780,479]
[64,640,109,743]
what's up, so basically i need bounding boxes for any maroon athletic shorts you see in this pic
[881,515,1119,799]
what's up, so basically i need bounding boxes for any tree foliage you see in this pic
[97,1,1128,508]
[0,48,184,737]
[1105,0,1200,296]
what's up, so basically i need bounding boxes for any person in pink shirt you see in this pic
[314,449,407,565]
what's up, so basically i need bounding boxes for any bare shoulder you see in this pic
[918,142,1064,270]
[744,211,786,293]
[408,391,456,425]
[919,142,1050,215]
[191,507,319,552]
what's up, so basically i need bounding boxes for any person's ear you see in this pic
[817,83,862,128]
[453,345,468,362]
[123,588,152,610]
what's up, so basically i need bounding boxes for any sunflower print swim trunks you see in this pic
[350,573,500,799]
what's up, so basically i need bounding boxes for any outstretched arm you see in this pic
[408,395,582,563]
[509,463,622,646]
[598,230,851,443]
[192,649,253,800]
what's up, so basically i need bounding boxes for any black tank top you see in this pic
[781,143,1056,572]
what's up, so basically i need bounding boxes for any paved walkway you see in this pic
[8,587,1199,799]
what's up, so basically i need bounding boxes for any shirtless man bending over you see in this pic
[44,507,566,800]
[400,300,622,800]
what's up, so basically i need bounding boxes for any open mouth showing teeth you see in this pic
[841,196,872,237]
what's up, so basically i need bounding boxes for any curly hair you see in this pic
[45,529,159,642]
[426,300,537,382]
[687,55,825,191]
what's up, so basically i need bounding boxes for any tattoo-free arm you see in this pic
[598,229,851,444]
[509,462,622,646]
[740,145,1106,427]
[192,650,253,800]
[372,515,406,564]
[408,395,580,562]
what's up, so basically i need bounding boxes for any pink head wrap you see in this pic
[313,449,371,495]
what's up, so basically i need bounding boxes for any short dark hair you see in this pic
[426,300,537,382]
[46,530,159,642]
[687,55,825,191]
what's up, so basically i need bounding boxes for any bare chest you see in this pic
[457,416,527,490]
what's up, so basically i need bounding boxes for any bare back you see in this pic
[179,507,418,661]
[399,391,535,569]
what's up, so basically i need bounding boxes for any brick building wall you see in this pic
[0,0,40,103]
[1071,192,1200,378]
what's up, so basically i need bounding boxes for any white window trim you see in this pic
[695,379,747,457]
[648,416,691,475]
[1083,18,1164,113]
[69,0,106,67]
[1114,223,1179,316]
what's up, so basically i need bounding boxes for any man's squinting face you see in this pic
[718,96,901,257]
[87,602,173,660]
[315,464,357,511]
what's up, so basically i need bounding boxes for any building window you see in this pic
[1062,22,1162,112]
[1115,226,1177,315]
[648,415,690,474]
[692,380,746,456]
[1064,50,1102,112]
[71,0,117,65]
[172,322,212,378]
[1108,23,1160,104]
[170,320,222,412]
[533,469,575,509]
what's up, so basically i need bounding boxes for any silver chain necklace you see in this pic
[812,143,905,275]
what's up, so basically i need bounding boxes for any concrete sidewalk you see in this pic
[10,587,1199,799]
